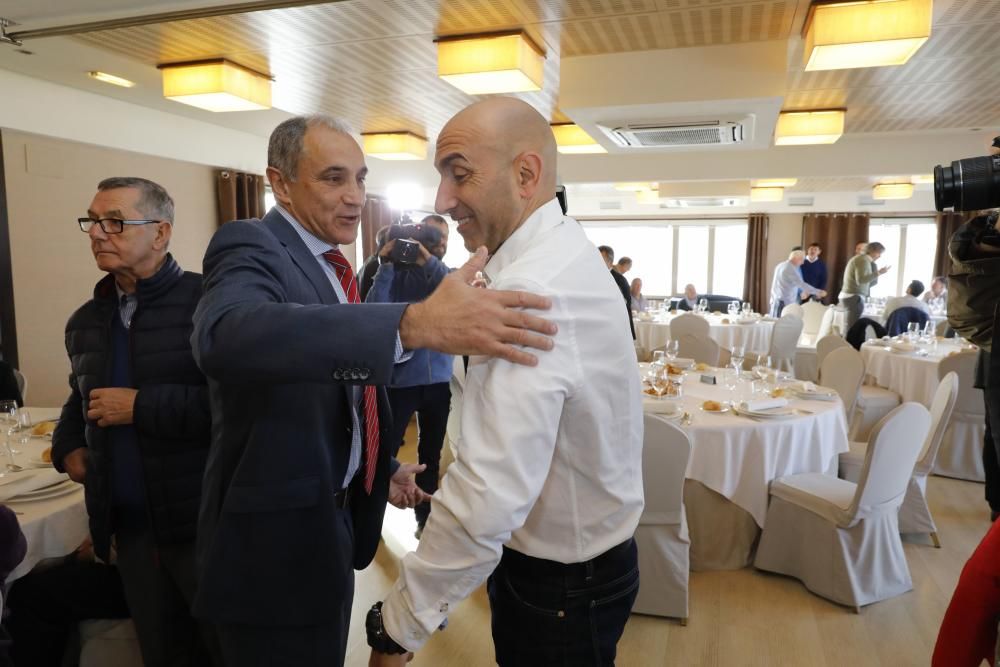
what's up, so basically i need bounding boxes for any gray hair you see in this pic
[788,249,805,261]
[97,177,174,223]
[268,114,354,181]
[865,242,885,254]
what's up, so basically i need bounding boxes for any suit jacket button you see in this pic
[333,370,342,380]
[360,370,370,380]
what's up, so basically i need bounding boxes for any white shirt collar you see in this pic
[483,198,563,284]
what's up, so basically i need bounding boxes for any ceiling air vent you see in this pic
[599,200,623,210]
[788,196,815,206]
[599,118,749,148]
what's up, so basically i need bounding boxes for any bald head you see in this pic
[434,97,561,253]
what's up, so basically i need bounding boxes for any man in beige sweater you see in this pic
[840,241,890,330]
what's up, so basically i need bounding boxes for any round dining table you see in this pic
[634,312,775,356]
[640,364,848,570]
[3,407,88,583]
[860,338,974,405]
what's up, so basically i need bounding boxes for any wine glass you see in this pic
[698,298,709,314]
[752,355,774,381]
[8,407,30,455]
[742,302,752,317]
[730,345,745,372]
[0,400,19,473]
[651,368,671,398]
[665,339,679,363]
[723,368,739,405]
[651,350,666,368]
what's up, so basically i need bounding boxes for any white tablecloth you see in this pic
[860,340,971,406]
[634,314,774,356]
[5,407,88,583]
[641,368,848,568]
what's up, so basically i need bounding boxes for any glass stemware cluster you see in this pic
[0,400,26,477]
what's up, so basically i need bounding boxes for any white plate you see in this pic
[9,479,78,502]
[793,391,838,402]
[736,407,798,420]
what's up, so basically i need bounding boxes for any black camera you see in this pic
[934,136,1000,212]
[384,223,442,265]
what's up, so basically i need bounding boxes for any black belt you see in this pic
[501,538,634,577]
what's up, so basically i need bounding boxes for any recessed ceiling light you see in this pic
[750,187,784,202]
[551,124,606,154]
[872,182,914,200]
[362,132,427,161]
[754,178,798,188]
[437,32,544,95]
[158,59,271,112]
[87,71,135,88]
[775,109,846,145]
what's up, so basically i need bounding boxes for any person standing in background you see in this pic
[840,242,890,330]
[800,242,828,303]
[599,245,635,339]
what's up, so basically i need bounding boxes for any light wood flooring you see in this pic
[344,423,990,667]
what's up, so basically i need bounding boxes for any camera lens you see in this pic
[934,154,1000,212]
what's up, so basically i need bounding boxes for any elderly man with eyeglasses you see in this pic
[55,177,220,666]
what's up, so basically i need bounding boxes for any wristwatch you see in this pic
[366,602,408,655]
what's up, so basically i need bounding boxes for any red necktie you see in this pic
[322,248,379,494]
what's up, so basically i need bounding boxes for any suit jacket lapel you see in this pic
[261,210,340,306]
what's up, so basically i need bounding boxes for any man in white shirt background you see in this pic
[923,276,948,304]
[769,250,826,317]
[368,97,644,666]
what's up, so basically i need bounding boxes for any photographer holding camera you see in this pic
[366,214,452,537]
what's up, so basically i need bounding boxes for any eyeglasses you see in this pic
[78,218,161,234]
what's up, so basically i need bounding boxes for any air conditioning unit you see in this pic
[662,197,746,208]
[599,117,749,148]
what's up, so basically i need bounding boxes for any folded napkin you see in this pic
[739,398,789,412]
[0,468,69,503]
[890,342,917,353]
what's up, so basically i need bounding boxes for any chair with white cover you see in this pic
[669,313,709,341]
[755,403,932,611]
[839,372,959,547]
[632,413,691,623]
[819,346,865,418]
[933,352,986,481]
[768,316,804,373]
[816,335,850,379]
[850,381,902,443]
[799,301,827,344]
[676,334,721,366]
[815,305,836,342]
[780,303,804,320]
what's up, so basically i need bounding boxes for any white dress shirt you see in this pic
[382,199,644,651]
[770,260,820,307]
[884,294,931,319]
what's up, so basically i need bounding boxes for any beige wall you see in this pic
[765,213,803,277]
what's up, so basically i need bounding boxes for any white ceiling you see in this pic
[0,0,997,209]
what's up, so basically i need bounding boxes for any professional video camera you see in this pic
[934,136,1000,212]
[384,222,442,265]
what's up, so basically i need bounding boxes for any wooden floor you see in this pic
[344,424,989,667]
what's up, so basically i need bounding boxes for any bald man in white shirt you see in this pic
[367,98,644,666]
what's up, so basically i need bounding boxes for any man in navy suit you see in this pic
[191,114,557,666]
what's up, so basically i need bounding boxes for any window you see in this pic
[867,218,936,298]
[581,220,747,297]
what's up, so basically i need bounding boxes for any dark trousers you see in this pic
[115,529,221,667]
[487,538,639,667]
[7,556,130,667]
[386,382,451,526]
[216,508,354,667]
[841,295,864,331]
[983,384,1000,512]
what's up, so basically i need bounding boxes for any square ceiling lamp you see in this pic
[159,59,271,112]
[362,132,428,160]
[775,109,846,145]
[551,124,607,154]
[803,0,933,71]
[873,182,914,199]
[437,31,544,95]
[636,186,660,205]
[750,187,785,202]
[754,178,798,187]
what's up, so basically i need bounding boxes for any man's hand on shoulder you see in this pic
[87,388,137,427]
[399,247,557,367]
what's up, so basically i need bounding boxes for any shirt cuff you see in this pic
[382,585,434,652]
[394,334,413,364]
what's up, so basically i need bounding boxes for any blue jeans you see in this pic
[487,539,639,666]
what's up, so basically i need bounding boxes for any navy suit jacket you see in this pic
[191,210,407,626]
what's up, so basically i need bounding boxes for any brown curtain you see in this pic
[743,214,769,313]
[216,170,265,225]
[360,195,393,260]
[933,211,972,278]
[801,213,870,304]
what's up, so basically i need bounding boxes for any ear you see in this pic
[153,220,172,251]
[266,166,293,207]
[514,151,543,199]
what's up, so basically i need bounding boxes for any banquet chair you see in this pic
[669,313,709,341]
[816,334,850,378]
[885,307,929,338]
[845,318,887,350]
[934,352,986,481]
[819,346,865,418]
[815,306,836,342]
[799,301,827,344]
[780,303,804,320]
[632,413,691,623]
[755,403,931,611]
[677,334,720,366]
[839,372,959,547]
[851,369,903,443]
[768,316,804,373]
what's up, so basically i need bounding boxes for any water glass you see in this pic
[665,339,679,362]
[698,298,709,313]
[730,345,745,371]
[742,302,752,317]
[651,350,666,367]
